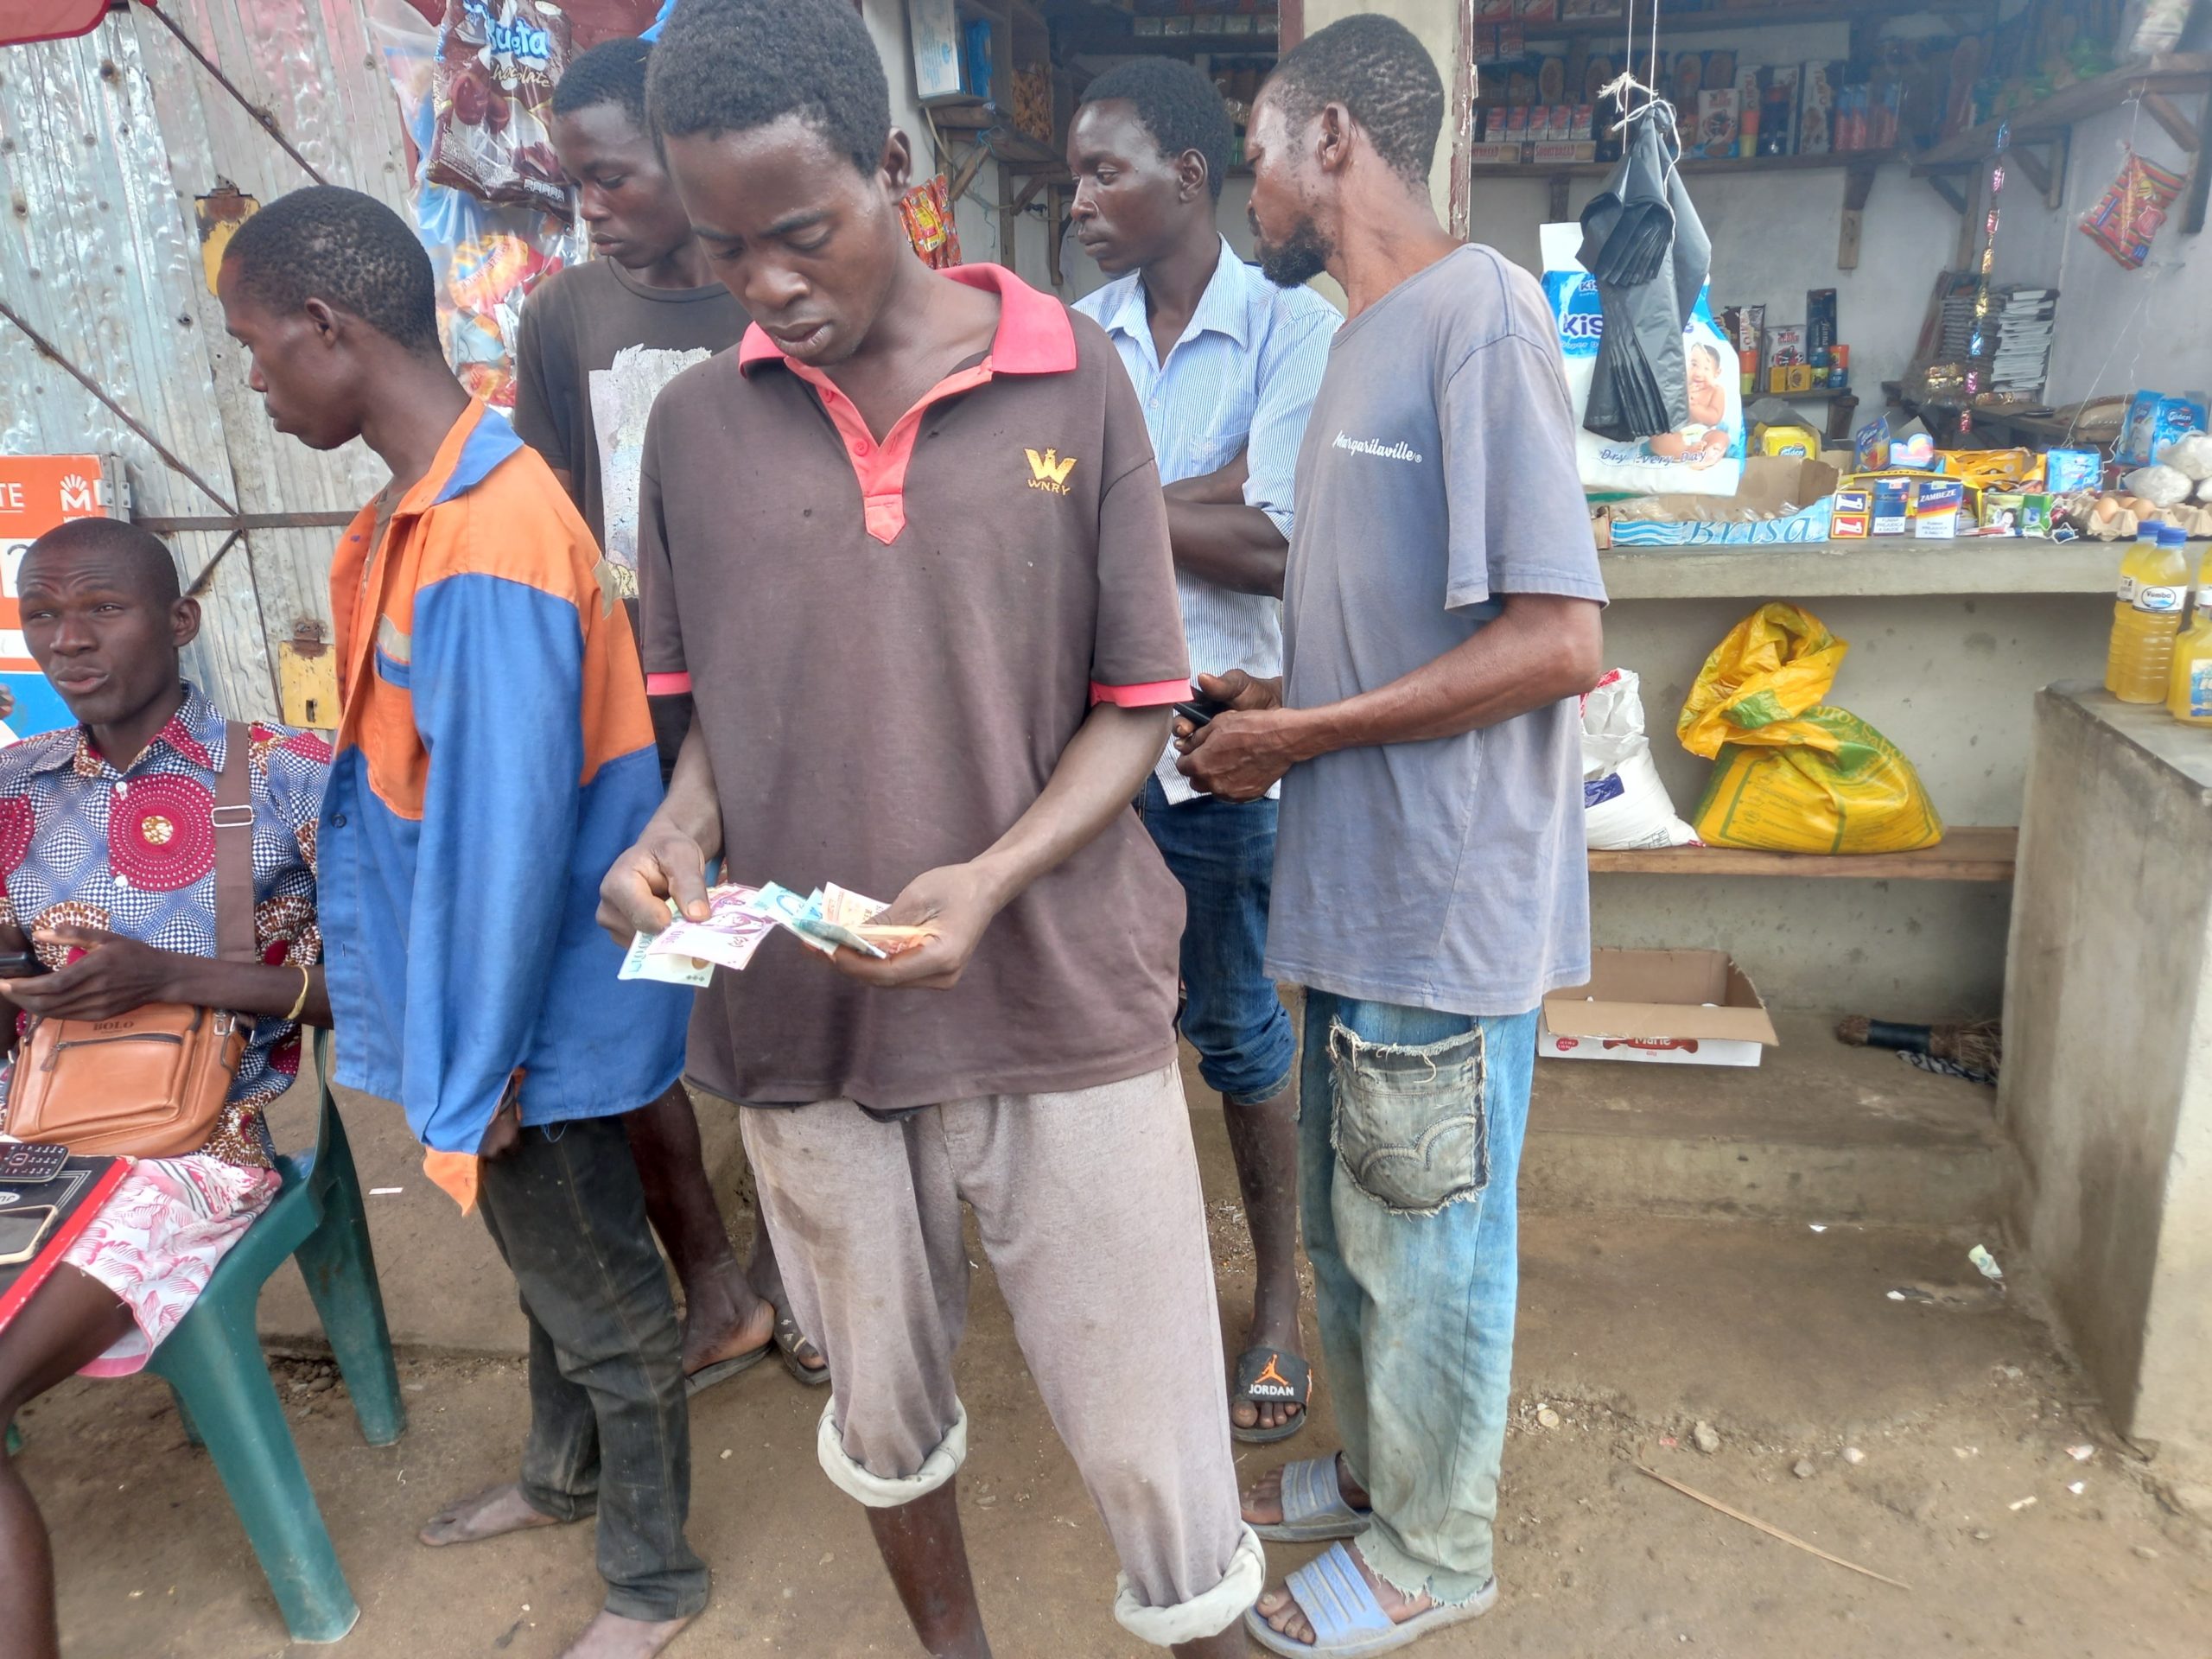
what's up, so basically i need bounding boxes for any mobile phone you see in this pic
[0,950,41,979]
[0,1142,69,1185]
[0,1204,58,1266]
[1173,691,1232,729]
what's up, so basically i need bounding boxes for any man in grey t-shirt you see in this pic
[1178,16,1605,1655]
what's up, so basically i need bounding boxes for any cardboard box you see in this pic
[1695,89,1740,157]
[1467,140,1522,164]
[1602,456,1838,546]
[1532,139,1598,162]
[1798,60,1835,153]
[1785,364,1815,393]
[1541,950,1780,1069]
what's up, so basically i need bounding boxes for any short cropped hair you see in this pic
[1077,59,1237,200]
[222,186,439,353]
[24,518,182,607]
[554,37,652,130]
[647,0,890,175]
[1267,14,1445,187]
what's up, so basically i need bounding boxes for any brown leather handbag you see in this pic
[5,723,258,1158]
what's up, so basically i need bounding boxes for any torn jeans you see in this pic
[1296,991,1540,1605]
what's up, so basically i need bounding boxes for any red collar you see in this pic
[737,263,1077,377]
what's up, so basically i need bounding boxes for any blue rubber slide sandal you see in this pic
[1243,1541,1498,1657]
[1255,1455,1373,1544]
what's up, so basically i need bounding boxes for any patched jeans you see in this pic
[1296,990,1540,1605]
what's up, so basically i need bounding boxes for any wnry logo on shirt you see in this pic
[1332,432,1424,464]
[1024,448,1078,495]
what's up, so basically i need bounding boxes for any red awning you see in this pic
[0,0,109,48]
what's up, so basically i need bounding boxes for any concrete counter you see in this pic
[2002,684,2212,1484]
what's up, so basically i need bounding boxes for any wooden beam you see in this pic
[1548,172,1571,221]
[2143,90,2202,153]
[1588,826,2018,882]
[2011,143,2051,200]
[1838,162,1877,268]
[1012,171,1051,212]
[1046,185,1065,288]
[2185,90,2212,234]
[1926,172,1969,216]
[946,140,990,205]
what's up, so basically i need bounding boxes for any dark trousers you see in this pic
[477,1115,709,1622]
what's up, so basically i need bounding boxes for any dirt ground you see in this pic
[21,1115,2212,1658]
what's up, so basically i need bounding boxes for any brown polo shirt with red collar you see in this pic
[636,264,1190,1110]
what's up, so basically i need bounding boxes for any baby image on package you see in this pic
[1541,220,1745,497]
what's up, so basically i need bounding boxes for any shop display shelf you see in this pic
[1599,537,2114,600]
[1509,0,1996,44]
[1589,826,2018,881]
[1914,54,2212,166]
[1469,148,1901,181]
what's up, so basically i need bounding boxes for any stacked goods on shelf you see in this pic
[1989,289,2058,398]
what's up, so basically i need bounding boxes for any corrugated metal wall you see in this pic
[1,1,411,721]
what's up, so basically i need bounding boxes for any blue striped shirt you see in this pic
[1076,239,1340,803]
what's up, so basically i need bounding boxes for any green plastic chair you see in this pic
[146,1030,405,1642]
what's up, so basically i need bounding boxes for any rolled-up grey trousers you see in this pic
[738,1060,1265,1647]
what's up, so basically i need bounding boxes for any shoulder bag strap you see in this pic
[212,721,258,966]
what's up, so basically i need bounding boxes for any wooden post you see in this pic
[1837,162,1876,269]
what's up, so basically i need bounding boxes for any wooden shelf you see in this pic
[1597,537,2117,600]
[1510,0,1993,43]
[1590,826,2017,881]
[1914,54,2212,166]
[1061,29,1278,57]
[1470,147,1898,181]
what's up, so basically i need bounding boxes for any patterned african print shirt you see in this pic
[0,684,329,1168]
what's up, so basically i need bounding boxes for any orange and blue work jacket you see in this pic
[318,401,685,1172]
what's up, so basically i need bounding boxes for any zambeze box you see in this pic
[1541,950,1781,1069]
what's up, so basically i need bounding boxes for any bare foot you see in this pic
[419,1482,575,1548]
[1253,1545,1433,1646]
[557,1608,696,1658]
[1241,1452,1369,1528]
[680,1264,773,1379]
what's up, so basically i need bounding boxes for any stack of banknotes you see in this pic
[620,881,929,985]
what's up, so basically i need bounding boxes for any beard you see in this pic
[1253,211,1331,288]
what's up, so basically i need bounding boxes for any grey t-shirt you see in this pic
[1263,244,1607,1016]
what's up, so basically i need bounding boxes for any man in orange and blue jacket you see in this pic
[219,187,706,1659]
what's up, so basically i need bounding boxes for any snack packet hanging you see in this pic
[427,0,574,214]
[2079,149,2185,271]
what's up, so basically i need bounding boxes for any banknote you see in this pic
[742,881,842,956]
[619,925,713,987]
[818,883,931,955]
[650,884,779,972]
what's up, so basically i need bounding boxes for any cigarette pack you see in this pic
[1550,103,1574,140]
[1910,478,1964,539]
[1517,0,1560,19]
[1870,477,1910,536]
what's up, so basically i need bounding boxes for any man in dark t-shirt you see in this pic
[512,39,823,1399]
[597,2,1259,1652]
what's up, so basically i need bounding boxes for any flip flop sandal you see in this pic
[773,1304,832,1388]
[1231,1345,1313,1445]
[1243,1541,1498,1657]
[1254,1454,1373,1543]
[684,1339,772,1398]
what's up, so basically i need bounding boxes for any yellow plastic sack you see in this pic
[1676,604,1944,855]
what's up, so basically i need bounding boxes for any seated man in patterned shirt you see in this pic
[0,518,332,1659]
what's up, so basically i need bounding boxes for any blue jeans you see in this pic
[1297,990,1539,1605]
[1141,778,1297,1105]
